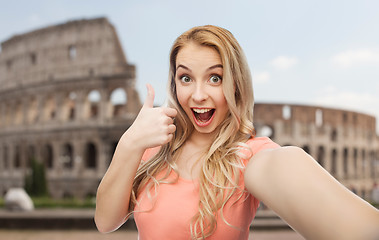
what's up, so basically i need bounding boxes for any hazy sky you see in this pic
[1,0,379,130]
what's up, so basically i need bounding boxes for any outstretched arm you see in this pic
[244,146,379,240]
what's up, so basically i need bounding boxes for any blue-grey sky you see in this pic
[1,0,379,130]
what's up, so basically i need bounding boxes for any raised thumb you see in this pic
[143,83,155,108]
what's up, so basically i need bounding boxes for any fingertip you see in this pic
[167,133,174,143]
[163,107,178,117]
[171,108,178,117]
[145,83,151,94]
[146,84,155,97]
[144,84,155,105]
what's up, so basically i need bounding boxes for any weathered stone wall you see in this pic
[254,103,379,200]
[0,18,141,199]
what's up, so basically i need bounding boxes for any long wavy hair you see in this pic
[129,25,255,239]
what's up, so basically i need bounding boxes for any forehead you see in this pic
[176,42,222,69]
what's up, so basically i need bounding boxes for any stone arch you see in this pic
[110,88,127,105]
[331,128,338,142]
[62,143,74,169]
[14,145,21,168]
[315,109,323,127]
[85,142,97,169]
[361,149,366,178]
[353,148,358,178]
[42,144,54,169]
[30,52,37,65]
[68,45,77,60]
[317,146,325,167]
[370,151,376,178]
[85,89,101,119]
[342,112,348,123]
[343,148,349,178]
[110,87,127,117]
[4,102,11,126]
[258,124,275,139]
[331,149,338,175]
[62,91,77,121]
[282,105,291,120]
[14,101,23,125]
[3,145,9,169]
[44,95,56,121]
[27,96,38,124]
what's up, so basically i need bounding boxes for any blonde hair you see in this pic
[129,25,255,239]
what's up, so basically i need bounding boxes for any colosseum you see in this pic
[0,17,141,199]
[0,17,378,202]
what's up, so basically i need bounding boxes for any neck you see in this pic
[187,130,217,149]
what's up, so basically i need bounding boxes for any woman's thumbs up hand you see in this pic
[122,84,177,150]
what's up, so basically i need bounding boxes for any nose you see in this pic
[191,82,208,102]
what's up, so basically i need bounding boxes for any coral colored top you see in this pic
[133,137,279,240]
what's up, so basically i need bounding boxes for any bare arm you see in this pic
[244,146,379,240]
[94,84,177,233]
[94,133,144,233]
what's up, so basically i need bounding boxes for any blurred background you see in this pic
[0,0,378,239]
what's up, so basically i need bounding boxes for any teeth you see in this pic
[193,108,212,114]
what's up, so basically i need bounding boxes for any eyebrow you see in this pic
[176,64,223,72]
[208,64,223,70]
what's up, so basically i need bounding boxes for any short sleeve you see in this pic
[247,136,280,154]
[240,137,280,166]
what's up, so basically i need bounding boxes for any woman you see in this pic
[95,25,379,239]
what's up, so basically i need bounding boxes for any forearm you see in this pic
[95,132,144,233]
[245,146,379,240]
[94,84,177,233]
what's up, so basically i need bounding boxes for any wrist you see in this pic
[119,130,146,155]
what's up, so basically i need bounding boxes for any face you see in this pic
[175,42,228,136]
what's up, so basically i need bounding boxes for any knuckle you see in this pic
[159,136,169,145]
[169,125,176,133]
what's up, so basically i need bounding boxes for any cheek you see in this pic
[215,89,228,110]
[175,85,188,108]
[218,100,229,117]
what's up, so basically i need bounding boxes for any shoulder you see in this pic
[239,137,280,165]
[245,136,280,154]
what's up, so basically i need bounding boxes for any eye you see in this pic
[209,75,222,84]
[180,75,191,83]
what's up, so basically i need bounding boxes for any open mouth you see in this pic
[191,108,215,127]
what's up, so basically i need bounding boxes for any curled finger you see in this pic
[167,124,176,134]
[165,116,174,125]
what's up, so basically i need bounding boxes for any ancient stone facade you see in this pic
[0,18,141,199]
[254,103,379,200]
